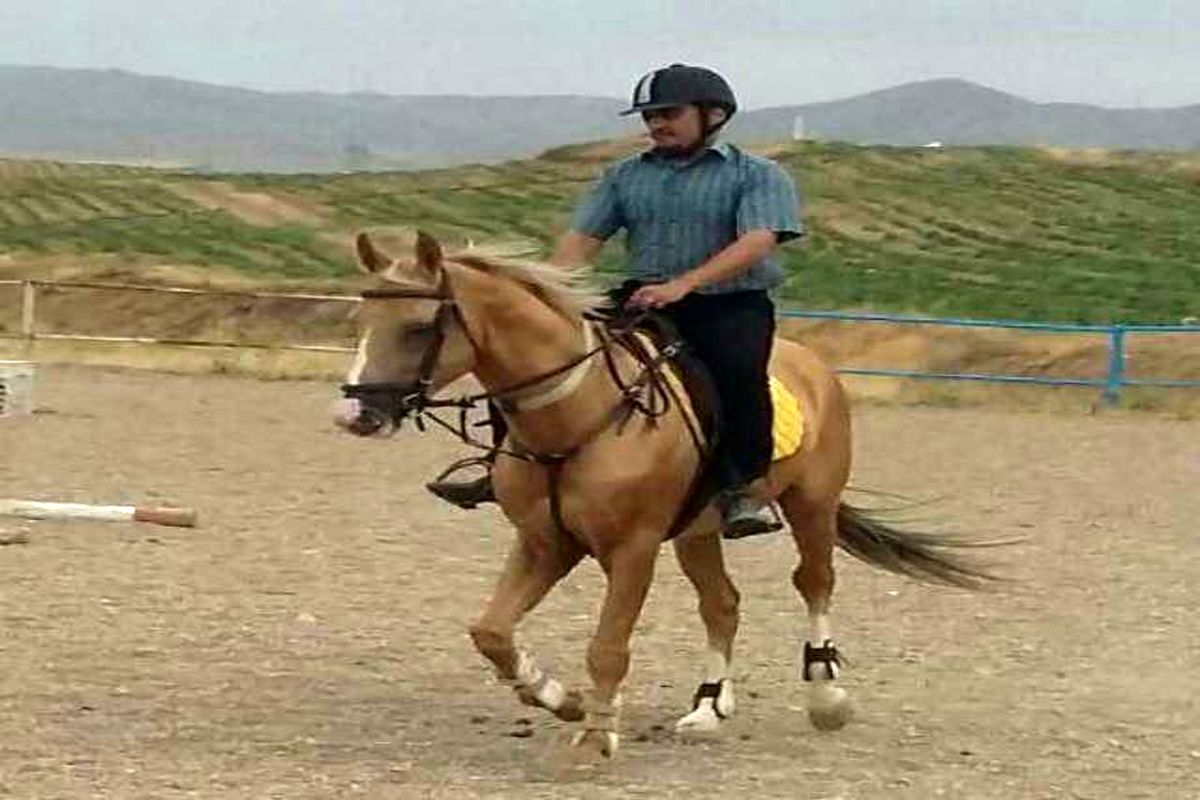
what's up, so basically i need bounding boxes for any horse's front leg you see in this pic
[570,537,658,762]
[469,538,584,721]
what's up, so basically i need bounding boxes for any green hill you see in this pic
[2,141,1198,324]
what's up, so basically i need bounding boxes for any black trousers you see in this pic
[485,288,775,492]
[658,290,776,491]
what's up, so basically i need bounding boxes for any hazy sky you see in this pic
[2,1,1198,109]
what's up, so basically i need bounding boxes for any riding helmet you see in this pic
[621,64,738,118]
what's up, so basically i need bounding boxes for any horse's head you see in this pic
[332,231,477,437]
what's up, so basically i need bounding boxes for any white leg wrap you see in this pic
[675,678,735,733]
[502,650,565,712]
[676,649,735,733]
[574,693,621,756]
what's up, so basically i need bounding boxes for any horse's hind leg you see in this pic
[469,538,584,721]
[672,531,740,734]
[778,487,853,731]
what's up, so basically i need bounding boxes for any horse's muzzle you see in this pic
[331,398,396,438]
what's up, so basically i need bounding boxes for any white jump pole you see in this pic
[0,499,198,528]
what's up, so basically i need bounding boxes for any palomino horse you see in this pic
[332,231,991,763]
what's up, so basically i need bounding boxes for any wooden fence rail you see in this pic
[0,279,357,353]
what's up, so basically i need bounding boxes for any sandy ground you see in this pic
[1,365,1197,799]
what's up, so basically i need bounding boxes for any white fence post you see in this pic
[20,281,36,343]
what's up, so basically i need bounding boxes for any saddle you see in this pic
[585,295,724,539]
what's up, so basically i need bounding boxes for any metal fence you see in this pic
[3,279,1198,405]
[779,309,1200,405]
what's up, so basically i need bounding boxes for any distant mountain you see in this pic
[735,78,1200,150]
[1,67,1197,172]
[0,65,633,171]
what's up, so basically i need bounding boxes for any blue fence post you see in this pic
[1103,325,1126,406]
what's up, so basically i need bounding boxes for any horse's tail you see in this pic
[836,503,1006,590]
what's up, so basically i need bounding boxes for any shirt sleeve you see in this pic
[570,164,625,240]
[737,160,803,243]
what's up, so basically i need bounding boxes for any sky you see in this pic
[2,1,1198,109]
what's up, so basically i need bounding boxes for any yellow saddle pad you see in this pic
[632,332,803,462]
[770,375,804,461]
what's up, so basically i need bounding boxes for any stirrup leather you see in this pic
[430,455,495,484]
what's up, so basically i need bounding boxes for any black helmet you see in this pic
[621,64,738,118]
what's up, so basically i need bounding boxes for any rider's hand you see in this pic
[628,278,693,309]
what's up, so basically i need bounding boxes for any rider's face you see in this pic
[642,105,705,151]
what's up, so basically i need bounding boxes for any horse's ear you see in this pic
[415,230,443,276]
[355,232,391,274]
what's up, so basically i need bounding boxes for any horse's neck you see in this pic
[467,286,581,387]
[454,268,614,451]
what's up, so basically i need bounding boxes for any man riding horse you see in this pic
[335,70,992,755]
[429,63,803,539]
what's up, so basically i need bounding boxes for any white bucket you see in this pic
[0,361,34,418]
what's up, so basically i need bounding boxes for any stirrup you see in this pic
[426,456,496,510]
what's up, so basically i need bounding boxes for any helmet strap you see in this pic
[700,105,730,139]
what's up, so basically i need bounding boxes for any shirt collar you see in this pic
[641,140,733,163]
[708,141,733,159]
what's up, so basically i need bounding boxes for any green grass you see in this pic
[2,142,1199,323]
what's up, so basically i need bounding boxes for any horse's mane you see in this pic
[450,245,606,319]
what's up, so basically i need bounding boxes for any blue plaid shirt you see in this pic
[571,142,802,294]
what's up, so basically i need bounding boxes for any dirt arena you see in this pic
[1,365,1197,798]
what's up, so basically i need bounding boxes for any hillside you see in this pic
[3,67,1200,171]
[740,79,1200,150]
[1,140,1199,325]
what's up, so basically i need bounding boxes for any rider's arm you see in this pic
[630,157,801,307]
[549,230,606,267]
[552,162,625,267]
[674,229,779,291]
[666,159,803,292]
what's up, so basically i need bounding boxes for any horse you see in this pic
[331,230,993,764]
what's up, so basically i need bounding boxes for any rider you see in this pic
[429,63,803,539]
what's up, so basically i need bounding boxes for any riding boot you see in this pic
[719,488,783,540]
[426,402,504,510]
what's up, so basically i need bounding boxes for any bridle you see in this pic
[341,280,461,431]
[340,276,610,435]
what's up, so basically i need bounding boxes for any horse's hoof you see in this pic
[808,686,852,731]
[544,742,609,781]
[554,690,586,722]
[556,729,616,769]
[674,705,723,735]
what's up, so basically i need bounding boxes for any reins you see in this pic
[343,269,710,541]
